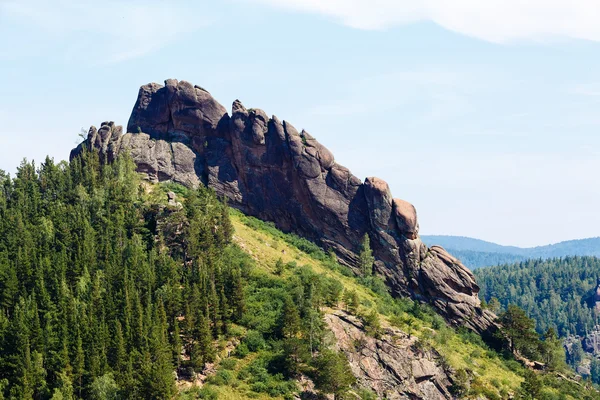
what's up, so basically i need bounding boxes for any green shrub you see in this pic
[356,387,378,400]
[208,369,236,386]
[220,358,237,370]
[434,326,451,345]
[234,342,249,358]
[244,330,267,352]
[198,386,218,400]
[503,358,522,373]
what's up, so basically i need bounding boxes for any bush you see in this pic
[239,357,298,397]
[431,315,446,330]
[362,309,381,337]
[244,330,267,352]
[457,327,487,348]
[469,377,501,400]
[356,387,378,400]
[434,326,452,345]
[208,369,236,386]
[228,325,245,339]
[198,386,218,400]
[220,357,237,370]
[502,358,522,373]
[449,368,470,396]
[234,342,249,358]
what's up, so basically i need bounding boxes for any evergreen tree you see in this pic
[358,234,374,277]
[312,350,356,400]
[343,290,359,314]
[539,328,565,371]
[497,305,540,358]
[275,258,285,275]
[281,296,301,339]
[518,370,541,400]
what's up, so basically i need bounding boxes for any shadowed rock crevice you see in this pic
[70,79,497,337]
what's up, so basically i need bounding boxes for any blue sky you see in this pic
[1,0,600,247]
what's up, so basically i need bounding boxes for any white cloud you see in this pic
[246,0,600,43]
[0,0,209,63]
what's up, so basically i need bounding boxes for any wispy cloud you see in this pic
[243,0,600,43]
[0,0,211,64]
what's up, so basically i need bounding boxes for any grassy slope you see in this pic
[146,183,537,399]
[228,212,524,399]
[147,182,591,400]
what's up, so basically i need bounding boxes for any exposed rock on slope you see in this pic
[325,311,453,399]
[71,79,496,337]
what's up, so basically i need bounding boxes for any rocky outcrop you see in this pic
[583,327,600,355]
[325,311,454,399]
[70,79,497,337]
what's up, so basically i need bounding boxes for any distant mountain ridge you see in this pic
[421,235,600,269]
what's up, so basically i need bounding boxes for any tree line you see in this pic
[475,256,600,338]
[0,150,356,399]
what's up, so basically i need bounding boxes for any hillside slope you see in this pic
[475,256,600,338]
[0,151,527,399]
[0,149,597,398]
[70,79,496,336]
[475,256,600,383]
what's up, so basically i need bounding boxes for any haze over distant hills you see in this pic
[421,235,600,269]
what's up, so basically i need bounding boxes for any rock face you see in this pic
[325,311,454,399]
[70,79,497,337]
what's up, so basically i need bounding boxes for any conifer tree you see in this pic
[312,350,356,400]
[359,234,374,277]
[281,296,301,339]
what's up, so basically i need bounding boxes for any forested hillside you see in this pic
[0,151,248,399]
[0,151,596,399]
[422,236,600,269]
[421,236,523,253]
[441,250,528,270]
[475,257,600,338]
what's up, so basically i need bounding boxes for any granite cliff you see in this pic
[71,79,496,337]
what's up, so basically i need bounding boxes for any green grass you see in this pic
[230,211,525,399]
[147,184,570,400]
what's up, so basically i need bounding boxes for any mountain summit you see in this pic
[71,79,495,336]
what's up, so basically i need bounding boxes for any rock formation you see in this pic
[71,79,497,337]
[325,311,453,399]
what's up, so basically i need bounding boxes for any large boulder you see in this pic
[71,79,497,337]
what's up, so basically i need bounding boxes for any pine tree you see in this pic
[73,332,85,398]
[497,305,540,358]
[191,306,215,369]
[487,297,501,314]
[281,296,301,339]
[343,290,359,314]
[312,350,356,400]
[230,268,245,322]
[359,234,374,277]
[518,370,541,400]
[539,328,565,371]
[275,258,285,275]
[171,316,182,370]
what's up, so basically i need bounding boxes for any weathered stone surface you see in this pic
[325,311,453,399]
[70,79,497,337]
[393,198,419,239]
